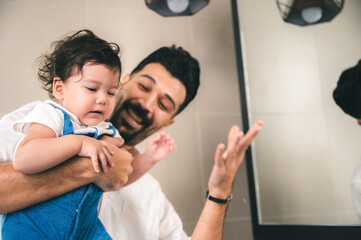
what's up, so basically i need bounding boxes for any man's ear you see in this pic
[53,77,65,101]
[120,73,131,86]
[160,119,175,131]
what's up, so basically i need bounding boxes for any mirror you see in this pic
[231,0,361,238]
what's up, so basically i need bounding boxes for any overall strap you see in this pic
[48,103,74,136]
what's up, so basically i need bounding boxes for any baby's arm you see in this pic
[13,123,117,174]
[124,131,176,186]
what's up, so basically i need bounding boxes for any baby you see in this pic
[1,30,175,240]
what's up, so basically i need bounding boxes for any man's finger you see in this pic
[214,143,226,166]
[240,120,263,148]
[227,125,240,148]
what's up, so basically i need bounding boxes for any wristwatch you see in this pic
[206,190,233,204]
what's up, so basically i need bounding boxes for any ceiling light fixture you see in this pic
[276,0,344,26]
[145,0,210,17]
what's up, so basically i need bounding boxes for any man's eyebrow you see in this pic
[140,74,176,110]
[141,74,156,84]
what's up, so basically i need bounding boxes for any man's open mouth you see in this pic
[128,108,143,124]
[123,102,152,129]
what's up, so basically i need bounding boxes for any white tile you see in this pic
[239,0,282,25]
[198,114,243,190]
[227,163,253,219]
[182,221,196,237]
[191,17,241,114]
[223,218,254,240]
[0,1,87,113]
[149,113,204,222]
[88,0,148,13]
[192,17,236,68]
[194,0,232,19]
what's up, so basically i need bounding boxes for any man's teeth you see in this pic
[128,109,142,123]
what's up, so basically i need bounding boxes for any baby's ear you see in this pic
[52,77,65,100]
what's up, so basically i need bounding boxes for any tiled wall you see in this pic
[0,0,253,239]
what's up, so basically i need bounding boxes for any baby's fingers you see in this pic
[168,140,177,153]
[90,155,100,173]
[98,150,109,173]
[101,141,114,167]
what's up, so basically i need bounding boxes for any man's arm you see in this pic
[0,143,132,214]
[191,121,263,240]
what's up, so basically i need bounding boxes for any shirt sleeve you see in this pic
[12,102,64,137]
[0,101,41,162]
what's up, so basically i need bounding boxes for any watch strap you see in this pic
[206,190,232,204]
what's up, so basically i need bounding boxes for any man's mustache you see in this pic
[110,100,153,129]
[126,101,153,128]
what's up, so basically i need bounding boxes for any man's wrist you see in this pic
[68,156,98,184]
[206,190,233,204]
[207,185,232,199]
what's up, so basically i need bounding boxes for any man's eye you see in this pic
[159,101,169,111]
[139,83,149,91]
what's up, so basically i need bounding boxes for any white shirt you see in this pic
[0,101,190,240]
[99,174,190,240]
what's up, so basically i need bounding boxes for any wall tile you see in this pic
[191,17,241,114]
[198,114,244,194]
[223,218,254,240]
[149,112,204,222]
[0,1,87,114]
[194,0,232,19]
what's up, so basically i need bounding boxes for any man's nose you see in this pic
[142,92,157,113]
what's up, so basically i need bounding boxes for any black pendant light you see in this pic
[276,0,344,26]
[145,0,210,17]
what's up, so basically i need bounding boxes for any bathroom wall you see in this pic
[0,0,253,239]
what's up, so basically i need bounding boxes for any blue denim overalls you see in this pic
[1,104,116,240]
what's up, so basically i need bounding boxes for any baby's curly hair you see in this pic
[36,30,121,99]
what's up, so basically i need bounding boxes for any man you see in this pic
[0,45,263,239]
[333,60,361,126]
[333,59,361,221]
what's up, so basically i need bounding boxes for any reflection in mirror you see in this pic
[232,0,361,229]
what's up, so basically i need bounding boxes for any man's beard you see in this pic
[110,99,153,145]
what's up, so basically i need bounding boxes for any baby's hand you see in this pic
[78,136,115,173]
[145,131,177,163]
[100,136,125,148]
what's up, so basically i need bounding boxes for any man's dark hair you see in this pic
[131,45,200,116]
[37,29,121,99]
[333,60,361,119]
